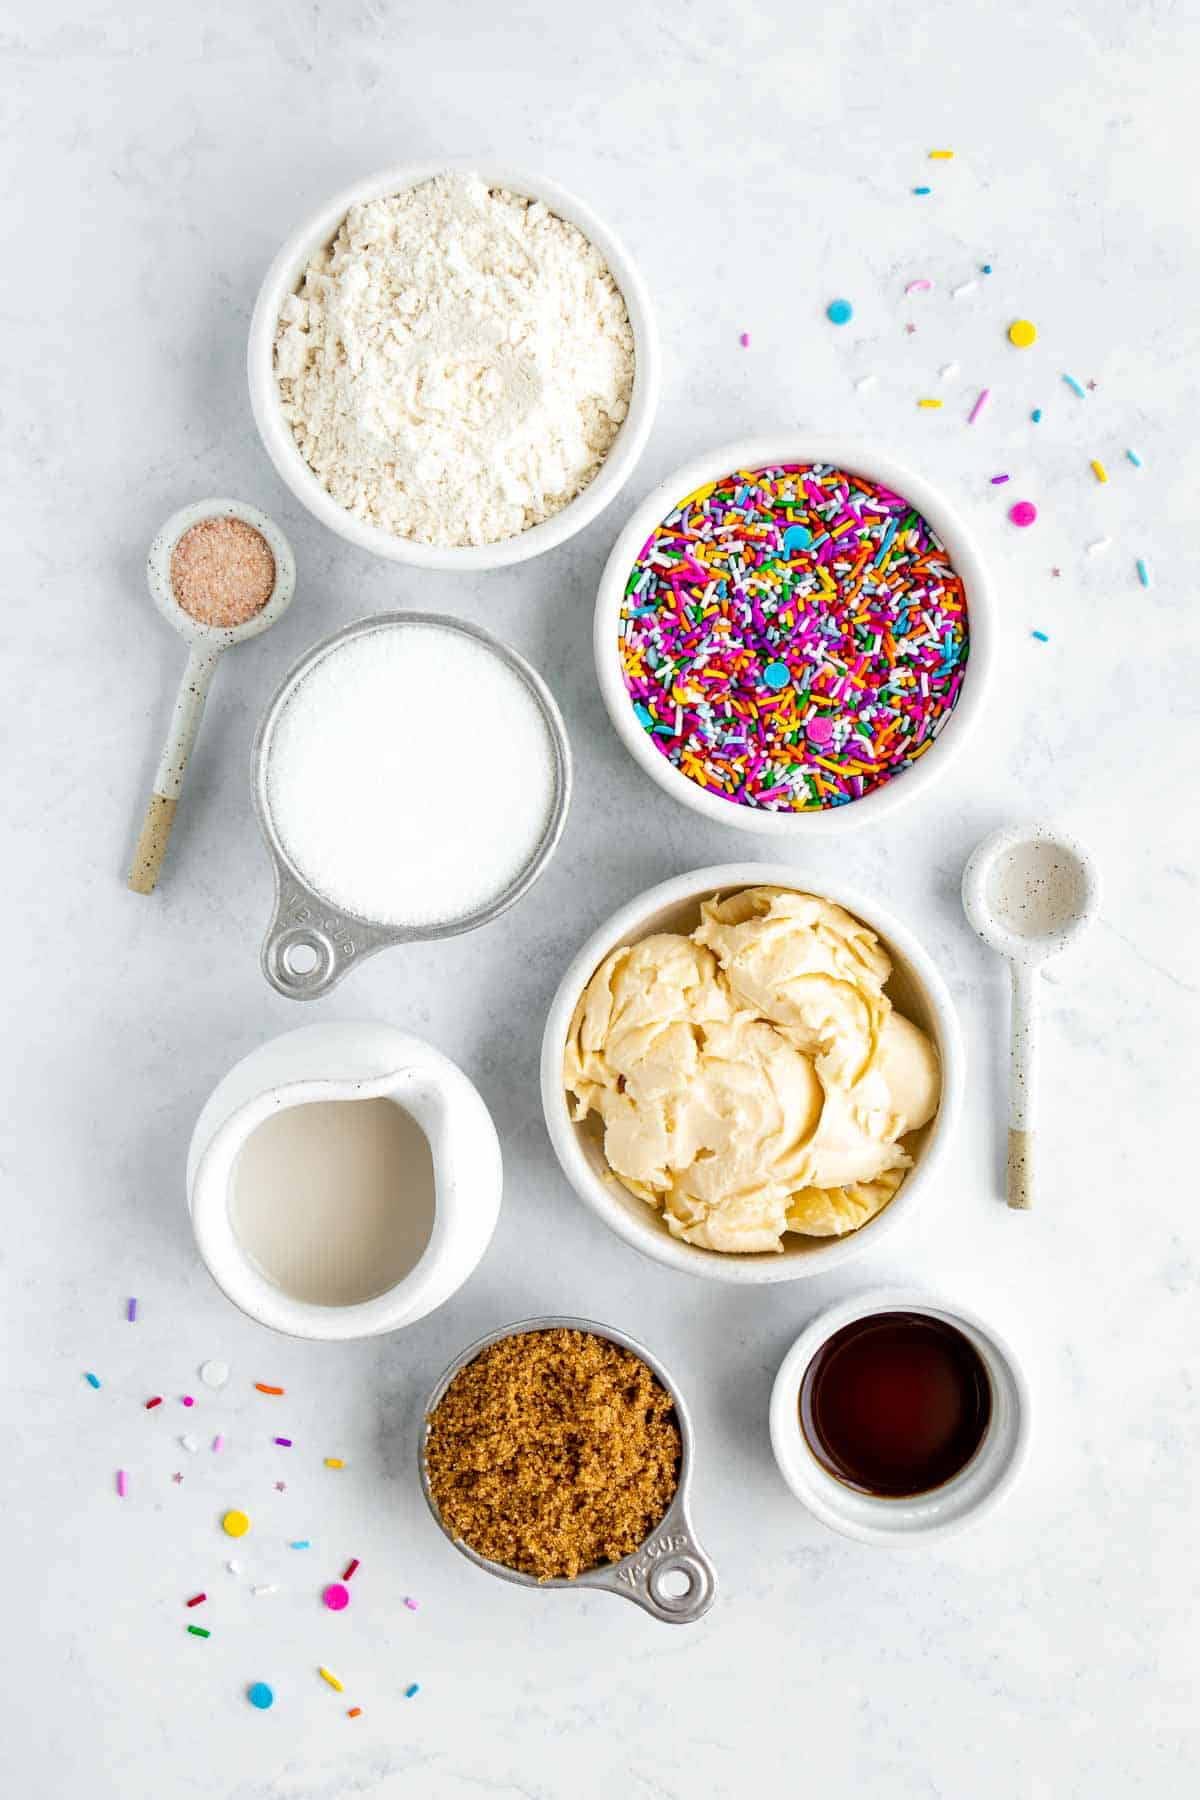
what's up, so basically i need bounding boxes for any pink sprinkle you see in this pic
[807,716,835,746]
[904,279,933,294]
[739,331,750,348]
[990,474,1010,485]
[403,1597,419,1612]
[1010,500,1038,528]
[968,388,991,425]
[182,1396,195,1408]
[211,1435,224,1453]
[116,1470,127,1498]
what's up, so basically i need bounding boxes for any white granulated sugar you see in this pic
[274,172,635,547]
[266,623,558,928]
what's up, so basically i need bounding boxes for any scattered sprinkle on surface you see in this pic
[990,474,1011,485]
[739,331,750,348]
[1062,373,1087,398]
[212,1435,224,1453]
[127,1298,137,1323]
[1050,567,1062,578]
[940,363,960,379]
[827,298,853,325]
[905,279,933,295]
[982,263,993,274]
[1137,558,1151,588]
[1031,630,1049,642]
[252,1584,279,1597]
[1008,319,1037,349]
[116,1469,127,1498]
[171,1472,184,1484]
[200,1360,229,1389]
[275,1481,287,1493]
[951,281,976,298]
[1010,501,1038,528]
[904,322,917,335]
[248,1683,274,1710]
[291,1540,310,1550]
[181,1395,195,1408]
[917,398,942,408]
[1126,448,1143,467]
[403,1597,419,1612]
[617,461,970,814]
[324,1458,345,1470]
[180,1435,199,1454]
[406,1684,420,1699]
[928,149,954,159]
[227,1561,241,1575]
[342,1559,360,1582]
[348,1707,362,1719]
[1090,460,1108,484]
[255,1383,285,1396]
[186,1593,206,1608]
[145,1396,163,1410]
[324,1583,350,1612]
[913,186,931,195]
[85,1372,101,1389]
[187,1626,210,1639]
[274,1437,293,1448]
[223,1510,250,1538]
[968,389,991,425]
[319,1667,344,1692]
[1087,538,1112,554]
[1032,408,1043,423]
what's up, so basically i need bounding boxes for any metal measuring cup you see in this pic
[129,499,296,894]
[419,1315,718,1626]
[251,612,572,1000]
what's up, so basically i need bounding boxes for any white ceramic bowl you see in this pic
[247,161,660,571]
[769,1289,1032,1544]
[594,437,995,835]
[540,864,964,1284]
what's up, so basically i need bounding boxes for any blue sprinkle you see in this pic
[913,186,931,195]
[1137,559,1151,588]
[1126,448,1143,468]
[982,263,993,274]
[1031,408,1043,423]
[290,1540,310,1549]
[248,1683,274,1711]
[405,1684,420,1699]
[826,297,854,326]
[763,661,790,690]
[1031,630,1049,642]
[85,1372,101,1389]
[782,524,812,554]
[1062,373,1087,399]
[633,703,652,730]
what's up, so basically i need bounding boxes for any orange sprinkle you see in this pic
[254,1383,285,1396]
[347,1708,362,1719]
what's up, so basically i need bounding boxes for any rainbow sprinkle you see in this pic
[617,463,969,812]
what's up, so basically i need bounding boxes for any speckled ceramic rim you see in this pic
[247,160,660,571]
[769,1288,1032,1545]
[540,863,964,1284]
[594,436,995,835]
[147,498,296,648]
[418,1315,717,1625]
[962,824,1102,965]
[251,611,573,1000]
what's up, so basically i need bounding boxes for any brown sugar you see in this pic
[424,1328,681,1581]
[169,516,276,628]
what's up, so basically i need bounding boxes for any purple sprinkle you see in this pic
[990,474,1010,485]
[274,1437,293,1448]
[127,1298,137,1323]
[739,331,750,348]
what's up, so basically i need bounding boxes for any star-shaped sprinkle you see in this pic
[1086,379,1098,391]
[171,1472,184,1484]
[904,323,917,335]
[274,1481,287,1493]
[1051,567,1062,578]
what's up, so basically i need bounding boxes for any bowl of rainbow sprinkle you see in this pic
[595,438,995,833]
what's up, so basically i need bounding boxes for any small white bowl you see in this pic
[540,864,963,1284]
[247,161,660,571]
[594,437,995,835]
[769,1290,1032,1544]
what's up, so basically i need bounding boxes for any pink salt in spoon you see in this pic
[128,499,295,895]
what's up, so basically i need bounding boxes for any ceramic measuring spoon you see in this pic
[962,825,1101,1210]
[128,499,296,894]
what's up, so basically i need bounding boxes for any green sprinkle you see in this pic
[187,1626,211,1638]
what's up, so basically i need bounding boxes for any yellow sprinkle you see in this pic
[928,149,954,159]
[319,1667,344,1693]
[324,1457,345,1469]
[1090,459,1108,483]
[917,398,943,409]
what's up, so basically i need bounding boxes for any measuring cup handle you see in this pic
[588,1496,717,1625]
[260,875,391,1001]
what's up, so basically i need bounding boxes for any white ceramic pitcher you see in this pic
[187,1021,502,1340]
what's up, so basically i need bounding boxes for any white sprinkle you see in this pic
[200,1360,230,1389]
[227,1561,241,1575]
[951,281,977,298]
[855,374,878,391]
[180,1434,199,1454]
[940,363,960,380]
[252,1584,279,1597]
[1087,538,1112,555]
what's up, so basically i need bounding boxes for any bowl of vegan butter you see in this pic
[540,865,963,1283]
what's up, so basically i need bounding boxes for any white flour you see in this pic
[265,621,558,927]
[274,172,635,546]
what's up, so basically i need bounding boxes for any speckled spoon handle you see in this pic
[128,643,221,894]
[1007,962,1040,1210]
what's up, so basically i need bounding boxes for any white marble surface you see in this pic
[3,3,1197,1796]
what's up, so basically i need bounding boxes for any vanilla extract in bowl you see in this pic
[799,1310,992,1498]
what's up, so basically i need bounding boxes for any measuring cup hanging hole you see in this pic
[267,928,335,993]
[647,1553,709,1614]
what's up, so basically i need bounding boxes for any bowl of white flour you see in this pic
[248,163,659,569]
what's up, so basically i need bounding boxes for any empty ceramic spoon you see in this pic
[128,499,295,894]
[962,824,1101,1210]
